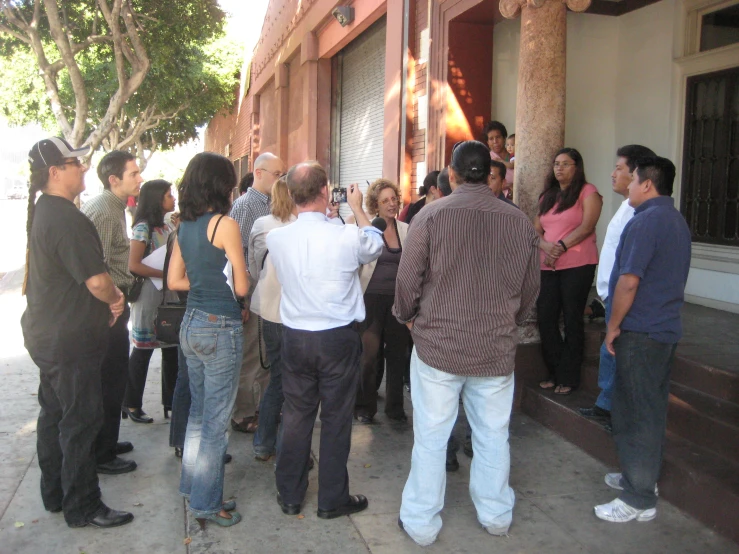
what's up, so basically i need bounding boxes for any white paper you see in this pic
[142,245,167,290]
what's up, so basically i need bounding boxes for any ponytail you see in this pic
[23,168,49,296]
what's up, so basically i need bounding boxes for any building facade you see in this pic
[205,0,739,312]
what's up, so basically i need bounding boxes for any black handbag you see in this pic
[154,227,185,344]
[155,302,185,344]
[127,275,145,302]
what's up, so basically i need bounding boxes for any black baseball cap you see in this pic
[28,137,90,170]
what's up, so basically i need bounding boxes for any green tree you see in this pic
[0,0,240,168]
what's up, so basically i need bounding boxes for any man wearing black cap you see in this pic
[22,137,134,528]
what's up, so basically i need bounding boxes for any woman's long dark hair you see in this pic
[178,152,236,221]
[538,148,587,216]
[133,179,172,229]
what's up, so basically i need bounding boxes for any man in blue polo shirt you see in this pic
[594,156,691,523]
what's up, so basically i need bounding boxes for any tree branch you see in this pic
[43,0,89,145]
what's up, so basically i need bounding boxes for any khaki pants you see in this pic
[232,311,270,422]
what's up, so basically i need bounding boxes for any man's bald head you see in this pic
[287,161,327,206]
[252,152,284,195]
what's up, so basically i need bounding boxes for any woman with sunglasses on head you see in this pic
[124,180,178,423]
[168,152,248,530]
[535,148,603,396]
[354,179,411,424]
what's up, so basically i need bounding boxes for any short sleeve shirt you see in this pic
[21,194,110,359]
[608,196,692,343]
[539,183,600,270]
[131,221,172,255]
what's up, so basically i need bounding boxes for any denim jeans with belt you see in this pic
[400,348,515,545]
[253,318,284,457]
[612,331,676,510]
[178,308,243,517]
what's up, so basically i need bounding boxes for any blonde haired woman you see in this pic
[248,177,297,460]
[355,179,411,423]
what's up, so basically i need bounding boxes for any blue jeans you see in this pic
[169,346,190,448]
[253,319,284,457]
[612,331,676,510]
[178,309,243,517]
[595,341,616,412]
[400,348,515,545]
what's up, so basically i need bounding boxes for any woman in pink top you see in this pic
[535,148,603,395]
[483,120,514,197]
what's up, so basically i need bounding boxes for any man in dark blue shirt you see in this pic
[595,156,691,524]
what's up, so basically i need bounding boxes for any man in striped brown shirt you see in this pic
[394,141,539,546]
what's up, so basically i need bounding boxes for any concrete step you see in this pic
[520,384,739,545]
[581,320,739,404]
[667,383,739,464]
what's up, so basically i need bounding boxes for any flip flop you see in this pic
[539,380,556,390]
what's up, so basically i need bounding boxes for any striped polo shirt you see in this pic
[393,183,540,377]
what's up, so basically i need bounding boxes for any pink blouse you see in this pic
[539,183,600,271]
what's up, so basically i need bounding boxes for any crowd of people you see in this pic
[21,124,691,544]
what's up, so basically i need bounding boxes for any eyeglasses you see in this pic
[379,196,399,206]
[258,168,283,178]
[553,162,574,169]
[59,159,82,168]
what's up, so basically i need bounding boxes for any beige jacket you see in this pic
[359,218,409,293]
[248,214,296,323]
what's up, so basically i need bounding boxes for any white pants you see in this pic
[399,348,515,545]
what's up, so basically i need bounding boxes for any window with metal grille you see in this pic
[681,67,739,246]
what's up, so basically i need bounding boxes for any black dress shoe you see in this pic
[579,405,611,419]
[114,441,134,455]
[446,452,460,472]
[386,412,408,422]
[317,494,368,519]
[276,492,301,515]
[97,457,137,475]
[68,505,134,528]
[462,437,473,458]
[122,407,153,424]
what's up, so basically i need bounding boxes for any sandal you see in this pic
[539,380,556,390]
[196,510,241,530]
[554,385,575,395]
[231,414,259,433]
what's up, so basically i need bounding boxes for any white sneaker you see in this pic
[605,473,659,496]
[594,498,657,522]
[484,523,510,537]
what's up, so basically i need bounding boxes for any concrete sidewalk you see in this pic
[0,272,736,553]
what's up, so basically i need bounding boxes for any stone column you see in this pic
[499,0,590,221]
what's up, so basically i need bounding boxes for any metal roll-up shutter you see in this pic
[338,18,387,218]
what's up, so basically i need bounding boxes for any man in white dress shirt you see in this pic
[579,145,655,429]
[267,161,383,520]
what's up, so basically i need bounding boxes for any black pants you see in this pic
[612,331,676,509]
[32,348,105,526]
[124,346,179,409]
[356,294,410,419]
[276,325,362,510]
[95,304,130,464]
[537,264,595,387]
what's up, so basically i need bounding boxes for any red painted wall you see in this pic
[446,21,494,164]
